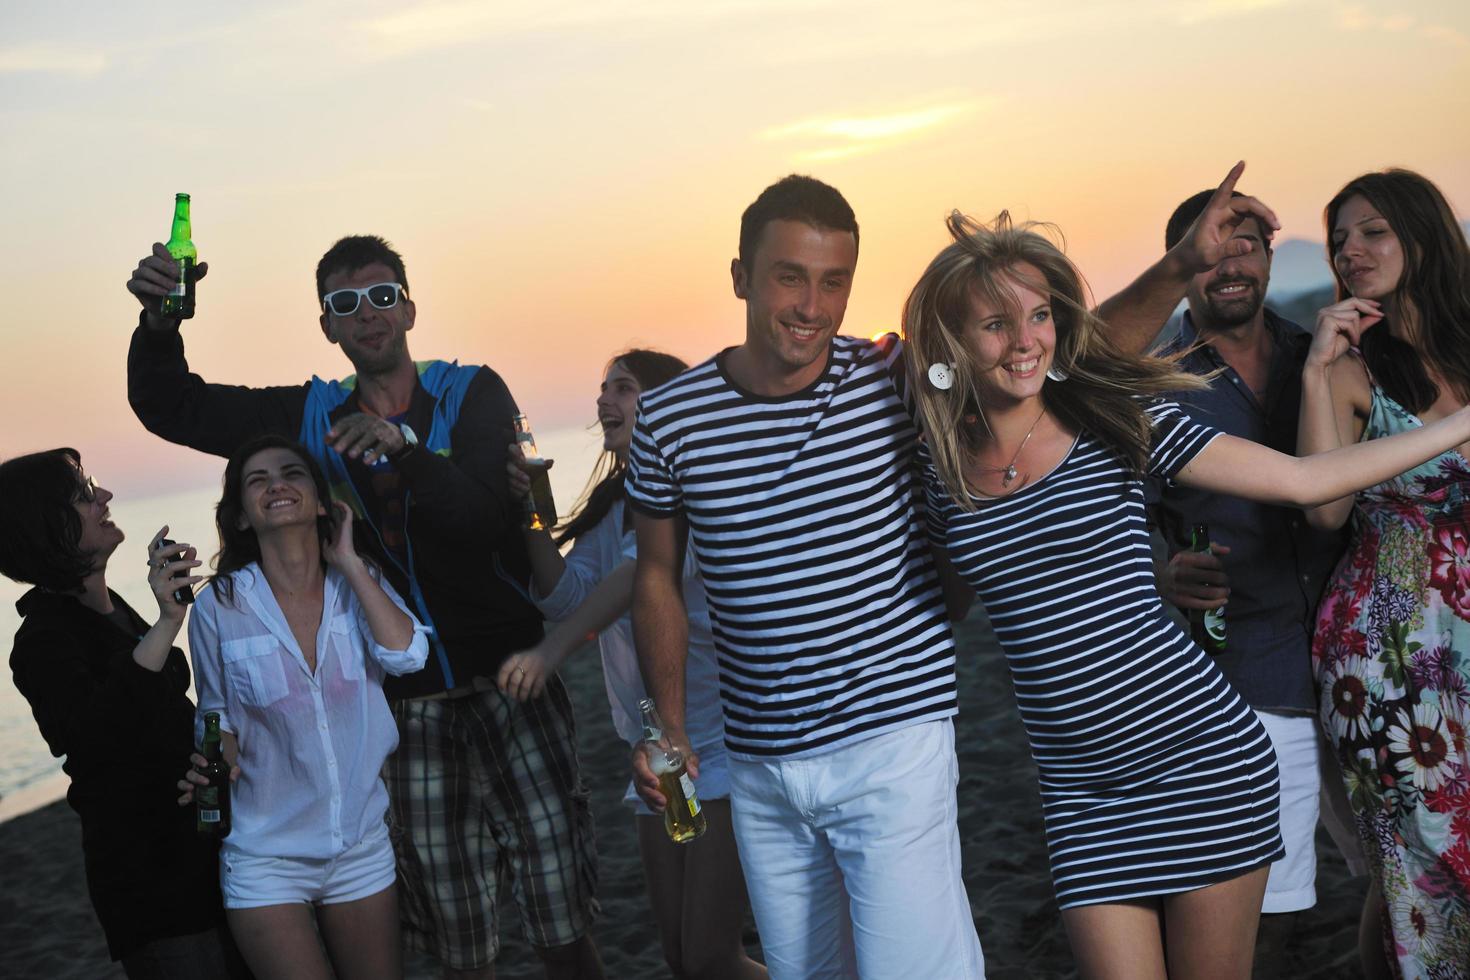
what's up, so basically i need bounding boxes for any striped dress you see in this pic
[627,334,958,759]
[923,400,1284,907]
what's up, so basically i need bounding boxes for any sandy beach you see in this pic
[0,608,1365,979]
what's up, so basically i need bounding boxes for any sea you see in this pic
[0,425,604,820]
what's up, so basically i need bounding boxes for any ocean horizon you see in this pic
[0,424,604,820]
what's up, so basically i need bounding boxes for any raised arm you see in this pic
[1179,402,1470,507]
[1297,299,1378,530]
[1096,161,1280,355]
[126,244,306,456]
[326,503,425,668]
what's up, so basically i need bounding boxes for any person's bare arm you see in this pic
[1096,161,1280,355]
[631,511,693,811]
[1179,403,1470,506]
[1297,298,1377,530]
[498,560,637,701]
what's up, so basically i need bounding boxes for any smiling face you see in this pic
[72,465,124,568]
[731,219,857,390]
[318,261,416,375]
[961,262,1057,410]
[1331,194,1406,303]
[596,360,642,459]
[237,446,327,534]
[1184,217,1271,331]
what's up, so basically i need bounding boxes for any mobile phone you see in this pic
[157,538,196,606]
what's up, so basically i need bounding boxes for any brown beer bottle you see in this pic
[195,712,231,837]
[512,413,557,531]
[639,698,706,844]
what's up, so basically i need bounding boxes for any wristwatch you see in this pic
[390,423,418,462]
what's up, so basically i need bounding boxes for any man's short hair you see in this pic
[316,235,410,303]
[1165,189,1256,252]
[738,175,859,270]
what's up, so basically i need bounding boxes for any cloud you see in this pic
[0,43,107,76]
[351,0,834,60]
[1172,0,1297,26]
[761,99,990,164]
[1336,3,1468,48]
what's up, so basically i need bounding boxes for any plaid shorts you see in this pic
[386,677,598,970]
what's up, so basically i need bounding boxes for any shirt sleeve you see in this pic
[127,317,308,458]
[187,589,232,742]
[1145,398,1223,481]
[626,401,682,517]
[533,521,611,621]
[389,366,520,544]
[10,622,190,764]
[915,443,951,549]
[353,572,431,676]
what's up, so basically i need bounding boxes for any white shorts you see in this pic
[624,738,731,816]
[221,826,396,909]
[1257,711,1321,914]
[728,720,985,979]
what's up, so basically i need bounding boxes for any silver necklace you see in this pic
[990,407,1046,486]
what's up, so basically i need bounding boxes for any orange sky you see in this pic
[2,0,1468,499]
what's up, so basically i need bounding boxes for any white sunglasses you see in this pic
[322,282,405,316]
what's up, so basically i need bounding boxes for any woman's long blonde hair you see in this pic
[903,211,1205,510]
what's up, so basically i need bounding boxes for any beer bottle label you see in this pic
[200,809,220,823]
[680,773,700,815]
[1204,607,1225,644]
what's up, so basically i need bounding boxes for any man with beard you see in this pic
[1148,190,1349,969]
[125,235,604,980]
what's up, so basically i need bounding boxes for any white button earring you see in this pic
[1046,366,1069,382]
[928,362,957,390]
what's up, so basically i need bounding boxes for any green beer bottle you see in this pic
[161,193,197,319]
[1188,523,1226,656]
[195,711,231,837]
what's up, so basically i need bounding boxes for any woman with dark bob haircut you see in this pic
[1,447,245,977]
[181,435,427,980]
[1298,169,1470,978]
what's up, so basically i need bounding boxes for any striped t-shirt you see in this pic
[627,333,957,759]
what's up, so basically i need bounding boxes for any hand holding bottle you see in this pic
[128,242,210,331]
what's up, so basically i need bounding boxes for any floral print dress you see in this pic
[1314,386,1470,979]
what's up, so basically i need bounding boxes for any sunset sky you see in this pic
[3,0,1467,499]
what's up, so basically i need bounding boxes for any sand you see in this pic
[0,609,1364,979]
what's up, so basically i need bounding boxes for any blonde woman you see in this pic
[901,197,1470,978]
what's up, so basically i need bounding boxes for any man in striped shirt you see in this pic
[626,175,986,978]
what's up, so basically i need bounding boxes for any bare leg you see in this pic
[1358,878,1392,980]
[1061,900,1168,980]
[1162,866,1269,980]
[637,803,768,979]
[227,904,334,980]
[317,884,403,980]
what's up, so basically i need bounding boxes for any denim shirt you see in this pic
[1148,309,1346,713]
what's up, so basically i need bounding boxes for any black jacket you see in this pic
[9,589,223,960]
[127,319,543,698]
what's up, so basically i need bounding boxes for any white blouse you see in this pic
[533,499,725,753]
[188,563,429,860]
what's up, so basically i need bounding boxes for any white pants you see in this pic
[728,720,985,979]
[1257,711,1321,913]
